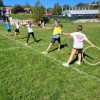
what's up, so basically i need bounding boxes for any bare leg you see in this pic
[78,53,81,62]
[67,48,77,64]
[14,32,17,39]
[46,43,53,52]
[58,43,60,50]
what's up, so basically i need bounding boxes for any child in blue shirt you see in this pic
[5,22,11,35]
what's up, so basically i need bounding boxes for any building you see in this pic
[5,6,12,15]
[0,8,6,24]
[62,9,99,19]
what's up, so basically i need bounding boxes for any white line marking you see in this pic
[0,47,25,51]
[1,34,100,82]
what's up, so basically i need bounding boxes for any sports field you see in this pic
[0,20,100,100]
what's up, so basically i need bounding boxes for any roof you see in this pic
[63,10,99,15]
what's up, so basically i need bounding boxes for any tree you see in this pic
[53,3,62,15]
[0,0,4,7]
[98,3,100,20]
[24,2,31,7]
[35,0,41,7]
[63,4,71,10]
[32,0,44,22]
[12,4,24,14]
[75,3,88,8]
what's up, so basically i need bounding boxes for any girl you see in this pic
[25,21,37,45]
[62,25,94,67]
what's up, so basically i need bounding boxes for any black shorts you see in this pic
[51,37,60,44]
[15,28,19,33]
[74,48,83,53]
[7,29,11,32]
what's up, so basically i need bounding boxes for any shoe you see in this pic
[76,61,81,65]
[42,51,48,54]
[58,48,60,51]
[62,62,69,67]
[25,43,28,45]
[35,42,37,44]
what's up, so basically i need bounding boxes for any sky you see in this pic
[3,0,99,8]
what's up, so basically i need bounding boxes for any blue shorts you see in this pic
[51,37,60,43]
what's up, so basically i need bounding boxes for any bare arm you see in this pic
[62,33,71,37]
[85,39,95,46]
[43,26,52,30]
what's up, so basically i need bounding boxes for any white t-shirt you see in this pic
[70,31,88,49]
[26,24,35,33]
[16,24,21,29]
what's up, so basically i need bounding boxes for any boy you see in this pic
[62,25,94,67]
[5,21,11,36]
[43,24,63,54]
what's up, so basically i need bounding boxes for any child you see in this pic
[25,21,37,45]
[43,24,63,54]
[14,22,23,39]
[5,21,11,36]
[54,19,59,26]
[62,25,94,67]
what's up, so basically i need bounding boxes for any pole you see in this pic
[46,0,48,15]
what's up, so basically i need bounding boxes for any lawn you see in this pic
[0,20,100,100]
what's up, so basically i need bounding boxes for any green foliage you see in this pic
[53,3,62,15]
[10,14,32,19]
[24,2,31,7]
[32,6,44,22]
[0,0,4,7]
[12,4,24,14]
[98,3,100,20]
[63,4,71,10]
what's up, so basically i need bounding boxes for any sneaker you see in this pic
[58,48,60,51]
[25,43,28,45]
[76,61,81,65]
[42,51,48,54]
[62,62,69,67]
[35,42,37,44]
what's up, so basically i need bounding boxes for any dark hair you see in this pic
[59,24,63,28]
[77,25,83,31]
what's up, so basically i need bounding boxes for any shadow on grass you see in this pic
[28,39,42,44]
[70,52,95,64]
[48,44,68,53]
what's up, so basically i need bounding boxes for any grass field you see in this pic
[0,20,100,100]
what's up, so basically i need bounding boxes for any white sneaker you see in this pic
[76,61,81,65]
[42,51,48,54]
[62,62,69,67]
[35,42,37,44]
[25,43,28,45]
[58,48,60,51]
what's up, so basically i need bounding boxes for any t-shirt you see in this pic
[70,31,88,49]
[16,24,21,29]
[26,24,34,33]
[5,23,11,30]
[52,27,63,38]
[54,21,58,26]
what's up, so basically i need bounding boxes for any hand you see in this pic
[91,44,95,47]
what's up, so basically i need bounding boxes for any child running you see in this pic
[25,21,37,45]
[5,21,11,36]
[43,24,63,54]
[62,25,95,67]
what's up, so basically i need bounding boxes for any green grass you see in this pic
[10,14,33,19]
[0,21,100,100]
